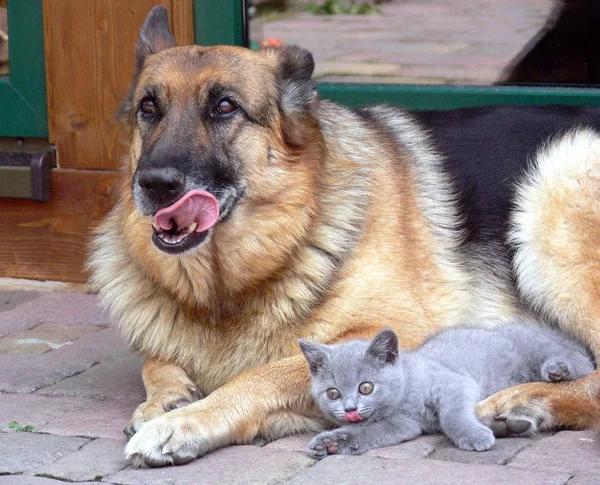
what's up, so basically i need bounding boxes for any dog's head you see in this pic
[120,6,321,257]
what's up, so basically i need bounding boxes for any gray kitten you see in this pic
[299,323,595,458]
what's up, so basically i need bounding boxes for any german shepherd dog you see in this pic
[89,6,600,467]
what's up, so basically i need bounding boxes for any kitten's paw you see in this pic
[308,431,352,459]
[456,426,495,452]
[541,360,571,382]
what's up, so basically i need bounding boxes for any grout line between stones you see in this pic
[33,472,76,483]
[30,360,102,393]
[502,432,555,467]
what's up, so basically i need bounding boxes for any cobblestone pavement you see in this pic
[252,0,555,85]
[0,284,598,484]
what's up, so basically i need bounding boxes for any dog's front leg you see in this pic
[126,358,203,436]
[125,355,317,467]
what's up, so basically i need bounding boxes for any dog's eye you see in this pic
[359,382,374,395]
[215,98,238,115]
[140,97,158,115]
[326,388,340,400]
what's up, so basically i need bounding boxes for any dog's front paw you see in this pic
[125,409,207,467]
[308,430,356,459]
[476,384,554,438]
[126,384,203,437]
[455,425,495,452]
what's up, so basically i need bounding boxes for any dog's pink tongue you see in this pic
[154,190,219,233]
[344,411,363,423]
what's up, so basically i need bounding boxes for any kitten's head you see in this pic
[299,329,402,425]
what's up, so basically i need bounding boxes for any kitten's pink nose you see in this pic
[344,411,363,422]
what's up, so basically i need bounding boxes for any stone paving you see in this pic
[0,284,599,484]
[252,0,555,85]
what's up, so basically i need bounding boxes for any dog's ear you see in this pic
[264,46,319,147]
[135,6,177,71]
[366,329,399,365]
[276,46,316,115]
[298,339,329,376]
[118,7,177,126]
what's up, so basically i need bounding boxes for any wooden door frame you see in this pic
[0,0,47,138]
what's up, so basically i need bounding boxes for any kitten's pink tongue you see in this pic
[344,411,363,423]
[154,190,219,232]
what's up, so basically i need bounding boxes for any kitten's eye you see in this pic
[326,388,340,400]
[215,98,238,115]
[140,97,158,115]
[359,382,374,395]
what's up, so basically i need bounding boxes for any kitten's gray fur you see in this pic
[299,323,595,458]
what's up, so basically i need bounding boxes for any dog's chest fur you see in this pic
[89,102,525,395]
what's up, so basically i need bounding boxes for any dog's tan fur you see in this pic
[89,8,600,467]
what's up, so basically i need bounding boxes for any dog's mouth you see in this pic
[151,190,220,255]
[152,221,211,254]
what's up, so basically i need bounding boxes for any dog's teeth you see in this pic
[152,222,160,231]
[189,222,198,233]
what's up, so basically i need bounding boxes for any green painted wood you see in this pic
[0,0,47,137]
[193,0,246,47]
[317,83,600,110]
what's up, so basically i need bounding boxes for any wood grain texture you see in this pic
[172,0,195,46]
[0,169,120,282]
[43,0,193,170]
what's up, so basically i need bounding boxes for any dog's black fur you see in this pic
[414,105,600,256]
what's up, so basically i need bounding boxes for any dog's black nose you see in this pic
[138,168,185,205]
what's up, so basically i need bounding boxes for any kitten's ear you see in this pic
[298,339,330,376]
[366,329,399,365]
[135,6,177,71]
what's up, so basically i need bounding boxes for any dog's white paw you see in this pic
[125,410,206,467]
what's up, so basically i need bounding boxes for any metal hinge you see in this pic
[0,148,55,202]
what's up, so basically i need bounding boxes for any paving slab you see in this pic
[0,477,78,485]
[0,385,137,440]
[0,393,97,433]
[429,434,548,466]
[0,328,130,393]
[26,438,127,482]
[259,0,554,84]
[286,454,571,485]
[567,473,600,485]
[0,432,88,474]
[0,290,42,312]
[507,429,600,475]
[263,432,316,452]
[105,445,313,485]
[0,291,108,338]
[37,398,137,440]
[36,352,145,401]
[365,434,448,460]
[0,322,105,354]
[313,60,401,78]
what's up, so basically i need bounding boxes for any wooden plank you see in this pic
[0,169,120,282]
[43,0,193,170]
[172,0,195,45]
